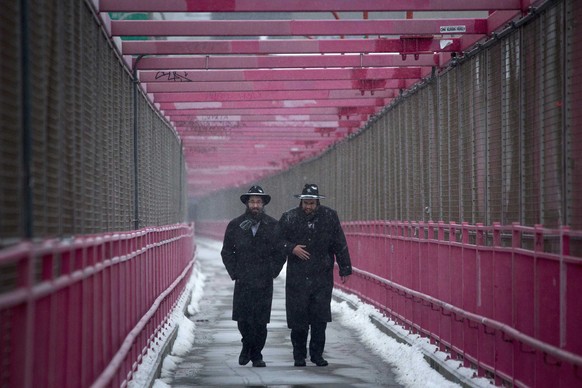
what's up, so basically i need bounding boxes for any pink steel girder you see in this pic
[111,18,488,37]
[98,0,525,13]
[144,79,416,93]
[122,37,461,55]
[140,68,422,82]
[163,107,378,116]
[158,98,390,111]
[153,89,393,102]
[133,53,440,70]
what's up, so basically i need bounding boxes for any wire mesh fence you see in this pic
[0,0,187,247]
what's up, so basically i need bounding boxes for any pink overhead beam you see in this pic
[173,114,366,121]
[140,68,422,82]
[170,115,369,125]
[153,90,393,102]
[98,0,524,12]
[122,38,460,55]
[144,79,415,93]
[178,123,355,129]
[184,144,337,152]
[176,120,362,128]
[112,18,487,37]
[164,107,377,116]
[158,98,389,110]
[184,150,332,157]
[180,132,330,139]
[134,54,439,70]
[181,138,344,144]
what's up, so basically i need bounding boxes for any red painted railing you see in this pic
[338,221,582,387]
[0,224,195,388]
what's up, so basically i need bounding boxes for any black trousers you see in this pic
[237,321,267,361]
[290,322,327,360]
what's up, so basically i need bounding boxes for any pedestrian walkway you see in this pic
[168,238,404,387]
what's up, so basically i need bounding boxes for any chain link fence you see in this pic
[0,0,187,247]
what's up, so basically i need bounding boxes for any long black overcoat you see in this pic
[221,213,281,324]
[275,205,352,328]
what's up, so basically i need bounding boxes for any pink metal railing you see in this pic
[338,221,582,387]
[0,223,195,388]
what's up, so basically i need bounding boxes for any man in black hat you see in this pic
[221,185,282,367]
[275,183,352,367]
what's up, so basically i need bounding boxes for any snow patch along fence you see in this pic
[0,223,195,388]
[339,220,582,387]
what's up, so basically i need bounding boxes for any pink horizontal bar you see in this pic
[112,19,487,37]
[159,98,389,110]
[183,139,338,146]
[173,114,364,121]
[164,107,375,116]
[176,119,361,127]
[145,79,412,93]
[140,67,422,82]
[122,38,460,55]
[134,53,439,70]
[153,89,392,102]
[99,0,524,12]
[145,77,413,88]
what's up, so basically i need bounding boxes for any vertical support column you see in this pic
[559,226,569,348]
[132,55,144,230]
[20,0,32,239]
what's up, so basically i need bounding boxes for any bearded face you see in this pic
[246,196,265,218]
[300,199,318,216]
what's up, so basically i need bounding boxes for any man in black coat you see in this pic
[221,185,282,367]
[275,183,352,367]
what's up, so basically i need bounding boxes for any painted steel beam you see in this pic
[134,53,439,70]
[175,119,362,127]
[152,89,393,102]
[164,107,377,116]
[144,79,415,93]
[140,68,422,82]
[111,19,487,37]
[99,0,524,13]
[173,114,366,121]
[181,135,347,141]
[122,38,460,55]
[182,137,344,143]
[158,98,389,110]
[184,144,338,152]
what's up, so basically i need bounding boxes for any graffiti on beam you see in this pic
[181,119,244,136]
[155,71,193,82]
[186,146,218,154]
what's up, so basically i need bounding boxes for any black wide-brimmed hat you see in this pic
[240,185,271,205]
[294,183,326,199]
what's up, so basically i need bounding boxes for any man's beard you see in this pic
[245,207,265,221]
[300,207,317,221]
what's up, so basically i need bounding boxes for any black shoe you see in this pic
[310,357,328,367]
[238,347,250,365]
[294,359,306,367]
[252,360,266,367]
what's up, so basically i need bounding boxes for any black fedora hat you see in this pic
[294,183,326,199]
[240,185,271,205]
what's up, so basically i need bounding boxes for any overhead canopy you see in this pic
[97,0,535,199]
